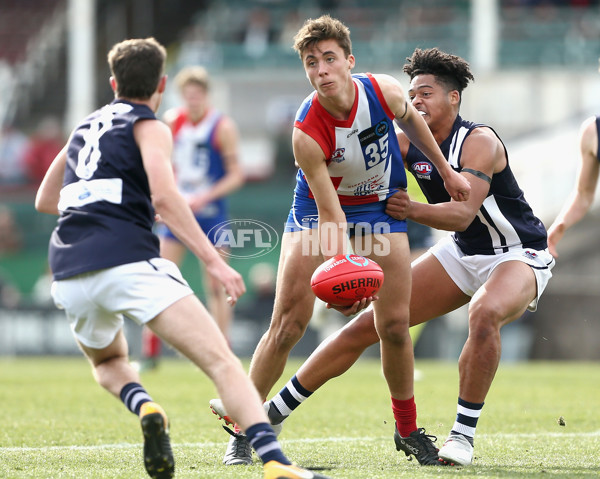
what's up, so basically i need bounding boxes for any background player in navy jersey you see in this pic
[210,16,471,468]
[253,47,555,467]
[547,97,600,256]
[34,37,330,479]
[141,66,245,370]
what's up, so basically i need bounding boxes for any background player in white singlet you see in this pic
[143,66,244,369]
[210,16,471,468]
[257,47,555,468]
[35,37,329,479]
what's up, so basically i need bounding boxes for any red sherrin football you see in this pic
[310,254,384,306]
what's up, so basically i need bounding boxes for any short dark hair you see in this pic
[107,37,166,100]
[403,48,474,95]
[293,15,352,59]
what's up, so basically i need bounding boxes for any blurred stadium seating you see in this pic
[1,0,599,130]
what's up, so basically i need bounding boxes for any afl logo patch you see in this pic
[413,162,433,175]
[330,148,345,163]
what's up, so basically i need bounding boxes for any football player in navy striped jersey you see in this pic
[35,37,330,479]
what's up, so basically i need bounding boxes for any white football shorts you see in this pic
[51,258,193,349]
[430,235,555,311]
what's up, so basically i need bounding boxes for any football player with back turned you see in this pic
[35,36,331,479]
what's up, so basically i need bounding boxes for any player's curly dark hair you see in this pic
[403,48,474,95]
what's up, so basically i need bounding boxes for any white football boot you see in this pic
[438,433,474,466]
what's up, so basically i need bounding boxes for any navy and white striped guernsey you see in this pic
[49,99,160,280]
[404,115,547,256]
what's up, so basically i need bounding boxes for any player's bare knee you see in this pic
[210,353,244,379]
[276,323,306,350]
[268,298,312,348]
[266,318,306,352]
[376,319,411,345]
[93,355,129,388]
[468,303,503,342]
[337,320,378,351]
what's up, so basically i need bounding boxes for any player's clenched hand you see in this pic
[188,193,210,214]
[327,296,377,317]
[206,262,246,305]
[443,169,471,202]
[385,189,411,220]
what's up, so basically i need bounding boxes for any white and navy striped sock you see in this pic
[120,382,152,415]
[270,375,313,419]
[450,397,484,445]
[246,423,290,465]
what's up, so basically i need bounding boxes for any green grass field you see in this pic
[1,357,598,478]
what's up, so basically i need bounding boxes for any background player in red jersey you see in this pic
[142,66,245,369]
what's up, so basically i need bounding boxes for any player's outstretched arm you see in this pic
[547,116,600,257]
[398,102,470,202]
[375,73,471,202]
[387,129,494,233]
[35,145,68,215]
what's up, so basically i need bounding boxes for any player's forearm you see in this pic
[318,212,348,260]
[552,192,594,233]
[203,170,245,203]
[399,111,453,178]
[408,201,473,232]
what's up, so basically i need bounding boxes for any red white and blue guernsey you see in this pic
[169,107,227,219]
[49,100,160,280]
[285,73,407,235]
[405,115,548,256]
[156,107,228,244]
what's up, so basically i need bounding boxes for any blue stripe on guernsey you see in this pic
[357,73,406,192]
[295,95,313,123]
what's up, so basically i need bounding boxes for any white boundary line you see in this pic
[2,431,599,453]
